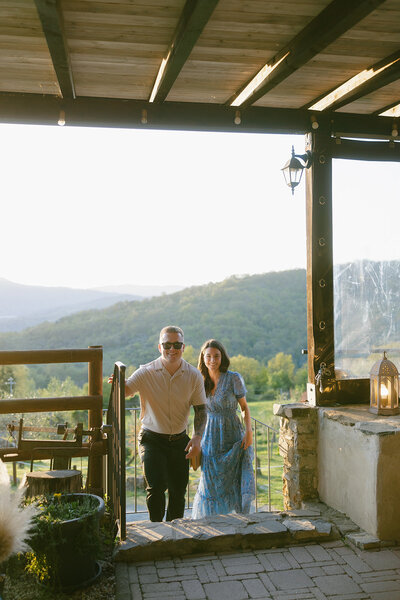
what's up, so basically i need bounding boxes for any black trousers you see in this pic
[138,429,190,522]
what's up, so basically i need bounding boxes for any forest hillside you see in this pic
[0,269,307,386]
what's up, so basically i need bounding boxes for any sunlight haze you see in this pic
[0,124,306,290]
[1,123,398,292]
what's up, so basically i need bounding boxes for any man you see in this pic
[124,326,206,522]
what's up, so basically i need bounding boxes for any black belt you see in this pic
[142,428,187,442]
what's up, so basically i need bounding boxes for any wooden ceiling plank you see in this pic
[34,0,75,98]
[229,0,386,108]
[151,0,219,103]
[63,1,183,19]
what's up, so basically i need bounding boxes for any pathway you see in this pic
[115,540,400,600]
[115,503,400,600]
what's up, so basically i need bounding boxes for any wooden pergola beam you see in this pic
[313,52,400,112]
[305,129,334,394]
[372,99,400,116]
[0,93,397,138]
[34,0,75,99]
[331,138,400,161]
[229,0,386,109]
[150,0,219,103]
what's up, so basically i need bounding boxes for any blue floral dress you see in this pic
[191,370,255,518]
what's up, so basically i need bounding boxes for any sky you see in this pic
[0,123,398,291]
[332,159,400,266]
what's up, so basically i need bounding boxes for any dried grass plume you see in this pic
[0,459,37,563]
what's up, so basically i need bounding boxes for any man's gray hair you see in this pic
[159,325,184,341]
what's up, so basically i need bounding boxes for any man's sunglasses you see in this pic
[161,342,184,350]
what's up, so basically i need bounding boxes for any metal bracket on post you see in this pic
[307,383,316,406]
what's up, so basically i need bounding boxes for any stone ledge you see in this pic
[273,403,316,419]
[320,405,400,434]
[301,500,398,550]
[114,511,336,563]
[346,531,381,550]
[115,500,397,562]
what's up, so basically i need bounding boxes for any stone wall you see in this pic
[273,403,319,510]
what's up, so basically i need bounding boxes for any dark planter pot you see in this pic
[33,493,105,592]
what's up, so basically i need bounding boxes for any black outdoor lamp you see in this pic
[281,146,312,195]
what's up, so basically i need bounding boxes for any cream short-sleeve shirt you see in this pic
[125,357,206,435]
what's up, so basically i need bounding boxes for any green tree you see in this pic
[230,355,271,399]
[0,365,35,399]
[182,345,199,367]
[230,355,262,381]
[254,365,269,394]
[37,376,83,398]
[267,352,295,392]
[294,365,308,388]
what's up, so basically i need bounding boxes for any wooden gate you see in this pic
[107,362,126,540]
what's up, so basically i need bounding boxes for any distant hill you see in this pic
[93,284,185,296]
[0,278,142,332]
[0,270,307,386]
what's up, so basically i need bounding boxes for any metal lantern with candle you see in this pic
[369,351,400,415]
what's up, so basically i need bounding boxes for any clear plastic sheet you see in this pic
[334,260,400,378]
[333,159,400,379]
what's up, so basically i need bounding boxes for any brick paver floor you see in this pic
[116,541,400,600]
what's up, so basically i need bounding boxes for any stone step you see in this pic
[114,510,336,563]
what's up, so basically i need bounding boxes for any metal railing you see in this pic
[251,416,282,512]
[104,407,283,516]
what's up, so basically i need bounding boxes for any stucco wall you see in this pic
[318,407,400,541]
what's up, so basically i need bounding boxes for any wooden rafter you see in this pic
[319,52,400,112]
[372,100,400,117]
[228,0,386,109]
[34,0,75,99]
[150,0,219,103]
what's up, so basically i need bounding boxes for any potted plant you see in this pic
[0,460,37,600]
[27,492,105,592]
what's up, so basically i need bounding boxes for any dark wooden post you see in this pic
[88,345,103,496]
[305,128,335,405]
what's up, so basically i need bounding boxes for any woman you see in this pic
[191,339,255,518]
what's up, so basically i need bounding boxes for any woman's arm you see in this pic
[238,396,253,449]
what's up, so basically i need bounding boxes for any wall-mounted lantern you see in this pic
[369,351,399,415]
[281,146,312,195]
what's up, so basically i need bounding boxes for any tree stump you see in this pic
[24,470,82,497]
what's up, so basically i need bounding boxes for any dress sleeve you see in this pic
[232,371,247,399]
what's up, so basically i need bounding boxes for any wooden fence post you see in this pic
[88,346,103,496]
